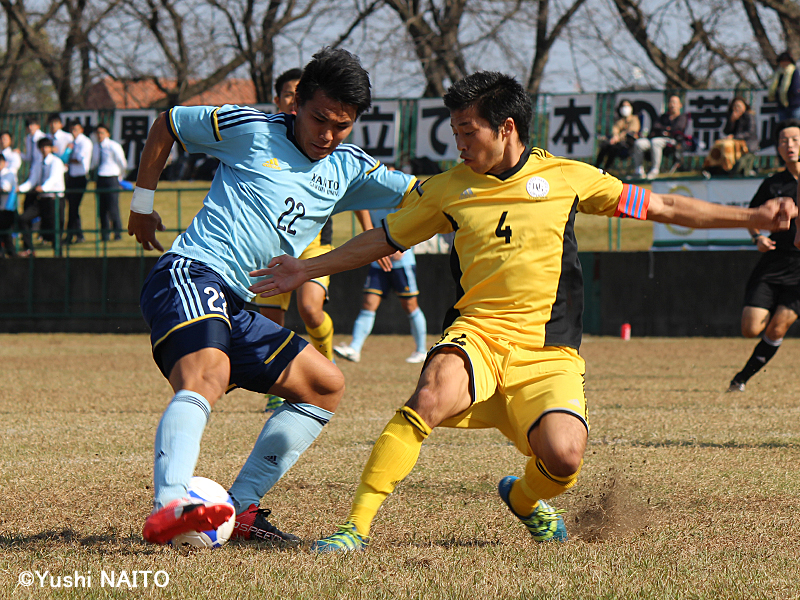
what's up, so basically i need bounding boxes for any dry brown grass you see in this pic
[1,333,799,599]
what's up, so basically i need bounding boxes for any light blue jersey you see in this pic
[369,207,415,268]
[166,105,415,300]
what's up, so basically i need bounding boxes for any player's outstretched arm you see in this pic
[127,112,173,252]
[250,227,396,297]
[353,209,393,272]
[647,193,798,231]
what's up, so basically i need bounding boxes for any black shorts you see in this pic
[744,252,800,315]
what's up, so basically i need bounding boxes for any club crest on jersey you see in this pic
[262,158,281,170]
[459,188,475,199]
[526,176,549,199]
[310,173,340,195]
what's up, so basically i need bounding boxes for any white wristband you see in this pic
[130,187,155,214]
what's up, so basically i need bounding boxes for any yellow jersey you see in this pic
[385,148,645,350]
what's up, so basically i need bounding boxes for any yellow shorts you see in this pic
[434,320,588,456]
[252,243,333,311]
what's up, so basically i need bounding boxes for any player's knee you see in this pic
[765,322,791,340]
[741,322,763,338]
[406,387,444,427]
[298,300,324,326]
[310,362,345,410]
[541,445,583,478]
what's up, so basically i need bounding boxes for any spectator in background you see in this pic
[47,113,73,161]
[768,52,800,122]
[1,131,21,175]
[91,123,127,241]
[632,94,689,180]
[21,118,45,223]
[64,121,93,244]
[703,96,759,177]
[18,137,65,256]
[0,153,18,258]
[595,98,640,173]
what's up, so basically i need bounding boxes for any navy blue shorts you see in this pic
[140,253,307,393]
[363,264,419,297]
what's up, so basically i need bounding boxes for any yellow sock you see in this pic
[306,312,334,361]
[347,407,431,536]
[509,457,582,516]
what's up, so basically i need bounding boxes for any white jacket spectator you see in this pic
[19,152,65,196]
[69,131,93,177]
[92,134,127,177]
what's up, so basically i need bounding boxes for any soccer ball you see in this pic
[171,477,236,549]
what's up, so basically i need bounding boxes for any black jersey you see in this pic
[748,169,799,252]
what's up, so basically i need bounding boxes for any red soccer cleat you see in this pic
[142,498,235,545]
[230,504,300,544]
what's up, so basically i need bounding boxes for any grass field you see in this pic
[1,333,799,599]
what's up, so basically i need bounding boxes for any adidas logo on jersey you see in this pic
[459,188,475,199]
[262,158,281,170]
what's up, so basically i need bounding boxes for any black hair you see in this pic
[275,68,303,98]
[25,117,39,127]
[443,71,532,145]
[0,131,12,139]
[616,98,633,117]
[94,123,109,133]
[777,51,795,64]
[47,112,62,125]
[295,47,371,118]
[776,118,800,141]
[37,137,53,149]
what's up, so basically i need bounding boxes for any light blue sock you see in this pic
[228,402,333,513]
[408,307,428,353]
[153,390,211,509]
[350,309,376,353]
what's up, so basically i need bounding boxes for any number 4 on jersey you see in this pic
[495,211,512,243]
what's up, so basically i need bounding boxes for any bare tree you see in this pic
[379,0,469,97]
[0,0,122,110]
[527,0,589,95]
[743,0,800,68]
[0,10,29,113]
[205,0,319,104]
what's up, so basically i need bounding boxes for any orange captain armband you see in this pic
[614,184,650,220]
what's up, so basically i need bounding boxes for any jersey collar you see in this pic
[490,147,531,181]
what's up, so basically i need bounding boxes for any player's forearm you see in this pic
[354,209,373,231]
[302,227,395,279]
[649,193,763,229]
[135,113,174,190]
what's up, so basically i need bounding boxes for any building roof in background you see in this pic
[85,77,258,109]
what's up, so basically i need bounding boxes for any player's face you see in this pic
[274,79,299,114]
[777,126,800,163]
[294,89,356,161]
[0,133,10,149]
[450,106,508,175]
